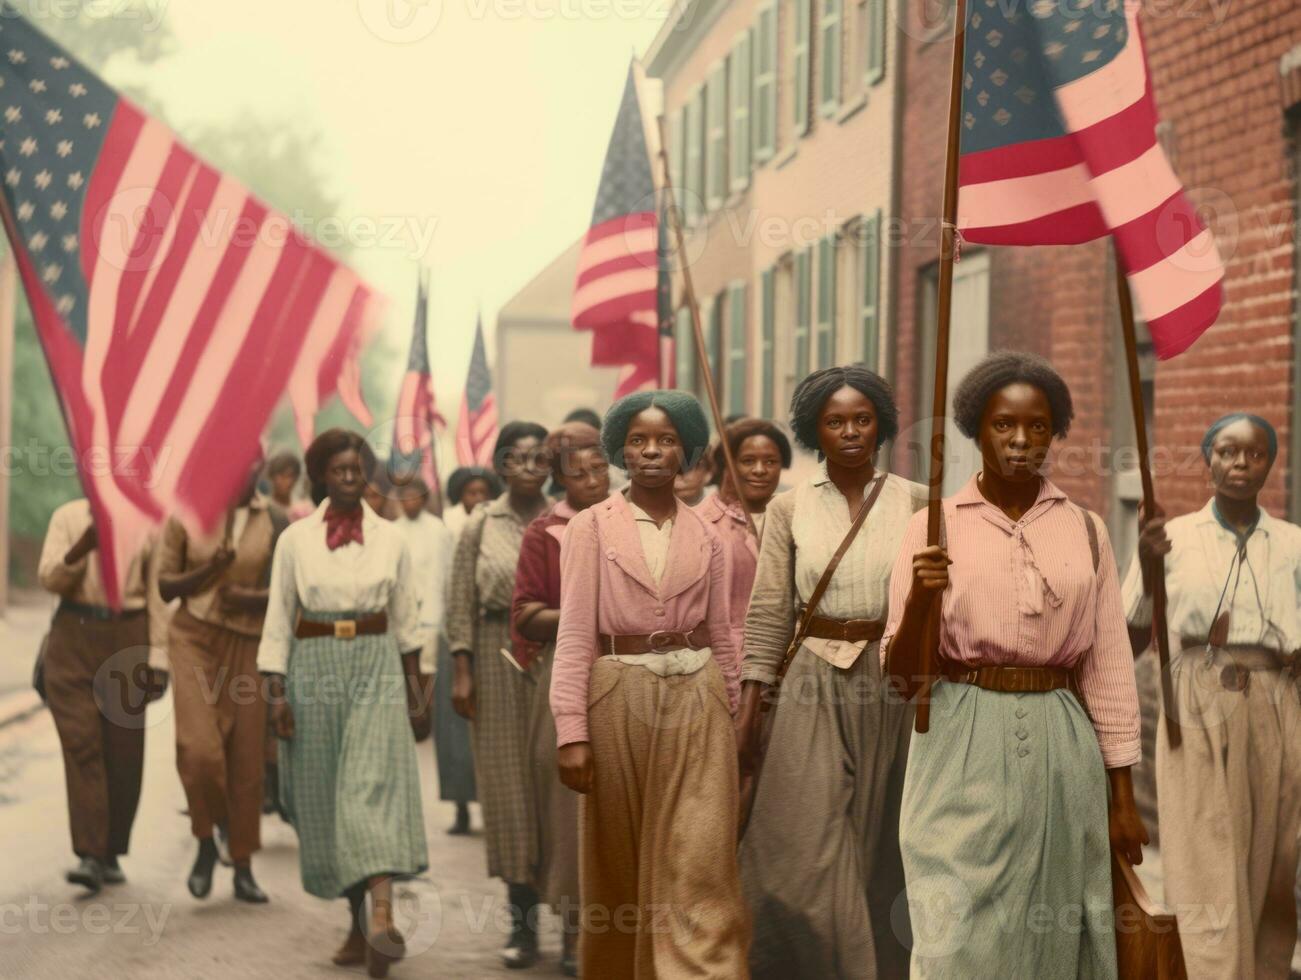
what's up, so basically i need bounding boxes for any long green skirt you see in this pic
[280,620,429,899]
[899,681,1116,979]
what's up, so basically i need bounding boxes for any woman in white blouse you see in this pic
[258,429,430,979]
[1126,413,1301,980]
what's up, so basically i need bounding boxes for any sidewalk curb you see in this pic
[0,689,44,730]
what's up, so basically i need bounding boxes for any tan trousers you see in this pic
[168,607,265,862]
[1158,650,1301,980]
[581,659,750,980]
[44,608,148,859]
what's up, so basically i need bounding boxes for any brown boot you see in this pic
[367,895,406,979]
[332,927,367,967]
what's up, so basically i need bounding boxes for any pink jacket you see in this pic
[694,494,760,662]
[551,492,740,747]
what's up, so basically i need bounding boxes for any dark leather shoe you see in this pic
[187,838,218,899]
[101,857,126,886]
[447,803,470,836]
[233,866,269,904]
[66,857,104,895]
[214,824,234,867]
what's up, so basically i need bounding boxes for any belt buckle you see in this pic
[647,630,675,652]
[334,619,358,640]
[1219,662,1249,693]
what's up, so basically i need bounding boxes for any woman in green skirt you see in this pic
[258,429,430,979]
[883,353,1147,979]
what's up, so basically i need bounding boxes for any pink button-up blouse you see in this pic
[551,492,740,747]
[881,476,1141,768]
[694,493,759,662]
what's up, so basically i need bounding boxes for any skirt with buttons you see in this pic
[898,680,1117,979]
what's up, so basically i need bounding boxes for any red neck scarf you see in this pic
[323,504,364,551]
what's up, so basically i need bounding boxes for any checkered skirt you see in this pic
[280,618,428,899]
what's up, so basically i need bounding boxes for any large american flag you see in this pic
[392,272,444,492]
[956,0,1223,357]
[0,10,383,605]
[571,61,664,396]
[454,316,498,467]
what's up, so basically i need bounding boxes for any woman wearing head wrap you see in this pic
[257,429,429,978]
[551,390,748,978]
[884,352,1145,979]
[445,420,552,968]
[734,366,923,979]
[510,421,610,977]
[1123,412,1300,980]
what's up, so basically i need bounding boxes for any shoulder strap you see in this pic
[1077,504,1100,574]
[789,475,889,647]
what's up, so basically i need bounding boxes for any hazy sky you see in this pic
[114,0,669,414]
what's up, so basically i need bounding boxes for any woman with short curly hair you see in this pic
[735,364,923,980]
[883,351,1146,978]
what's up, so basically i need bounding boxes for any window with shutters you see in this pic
[701,292,725,404]
[819,0,842,117]
[706,63,729,211]
[730,32,753,192]
[859,210,881,370]
[760,267,777,418]
[862,0,885,86]
[815,234,837,368]
[727,281,748,415]
[668,107,685,200]
[791,0,812,138]
[684,88,704,225]
[674,304,694,391]
[794,248,812,380]
[753,4,778,163]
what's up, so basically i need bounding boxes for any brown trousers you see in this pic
[44,608,149,859]
[168,606,265,862]
[581,659,750,980]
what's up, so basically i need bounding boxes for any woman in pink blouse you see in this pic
[551,390,748,979]
[884,352,1146,979]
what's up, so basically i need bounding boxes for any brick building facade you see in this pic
[894,0,1301,557]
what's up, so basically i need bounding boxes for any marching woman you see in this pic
[551,390,748,979]
[883,352,1146,979]
[446,421,551,968]
[735,366,923,980]
[154,459,286,904]
[433,466,500,834]
[695,417,791,660]
[510,421,611,977]
[258,429,430,979]
[1123,413,1300,980]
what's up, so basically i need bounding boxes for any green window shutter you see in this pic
[794,249,812,380]
[684,89,703,225]
[793,0,811,137]
[675,305,694,391]
[727,282,748,415]
[754,4,778,162]
[864,0,885,86]
[706,62,728,211]
[860,210,881,369]
[760,268,776,418]
[819,0,842,116]
[730,31,753,192]
[668,107,684,198]
[816,234,837,368]
[709,293,726,399]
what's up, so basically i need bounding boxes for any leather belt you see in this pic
[58,600,146,622]
[941,663,1074,694]
[599,626,710,657]
[1179,640,1300,693]
[295,611,388,640]
[802,613,886,644]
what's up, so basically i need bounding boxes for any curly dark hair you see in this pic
[952,351,1074,440]
[601,390,711,473]
[446,466,503,506]
[712,418,793,483]
[788,364,900,455]
[265,450,302,479]
[492,421,549,474]
[304,429,376,505]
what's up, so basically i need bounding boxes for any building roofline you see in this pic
[644,0,728,81]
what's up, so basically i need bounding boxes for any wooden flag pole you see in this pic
[654,114,758,540]
[915,0,971,735]
[1115,251,1180,748]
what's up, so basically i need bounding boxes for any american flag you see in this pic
[0,10,383,605]
[454,316,498,467]
[392,271,444,492]
[572,61,663,396]
[956,0,1223,358]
